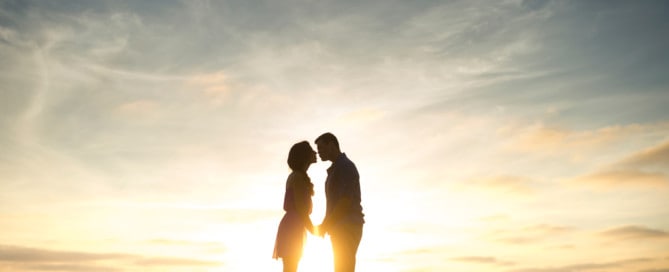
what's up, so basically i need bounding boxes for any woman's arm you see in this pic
[291,173,314,233]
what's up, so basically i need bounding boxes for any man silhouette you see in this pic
[315,132,364,272]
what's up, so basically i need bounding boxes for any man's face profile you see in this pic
[316,141,330,162]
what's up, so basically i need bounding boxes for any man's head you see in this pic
[315,132,341,162]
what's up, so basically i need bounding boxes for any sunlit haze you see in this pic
[1,1,669,271]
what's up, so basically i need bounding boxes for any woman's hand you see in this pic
[306,222,315,234]
[315,223,327,238]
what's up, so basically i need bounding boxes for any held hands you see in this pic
[314,224,327,238]
[305,220,327,238]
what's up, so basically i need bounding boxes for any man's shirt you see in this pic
[325,153,365,225]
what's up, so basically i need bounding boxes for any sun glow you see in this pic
[299,234,334,272]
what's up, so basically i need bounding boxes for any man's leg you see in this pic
[330,223,363,272]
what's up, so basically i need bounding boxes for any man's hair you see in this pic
[315,132,340,149]
[287,141,312,172]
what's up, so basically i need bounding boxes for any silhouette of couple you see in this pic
[273,132,365,272]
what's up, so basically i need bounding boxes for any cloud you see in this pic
[464,175,536,195]
[478,214,511,223]
[507,258,654,272]
[568,140,669,189]
[115,100,160,118]
[185,71,234,105]
[416,1,669,128]
[134,257,221,267]
[336,108,386,126]
[0,244,134,263]
[146,238,220,247]
[488,224,574,245]
[618,140,669,170]
[0,244,222,270]
[502,122,669,158]
[570,169,669,188]
[21,264,121,272]
[600,225,669,240]
[145,239,226,254]
[451,256,515,266]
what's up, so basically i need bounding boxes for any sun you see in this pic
[298,234,334,272]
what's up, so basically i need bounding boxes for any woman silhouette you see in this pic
[273,141,316,272]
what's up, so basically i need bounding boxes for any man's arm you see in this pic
[320,197,351,232]
[319,164,358,235]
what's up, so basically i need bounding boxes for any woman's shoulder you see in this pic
[288,171,312,188]
[288,171,309,182]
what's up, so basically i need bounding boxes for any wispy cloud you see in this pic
[451,256,515,266]
[133,257,221,267]
[463,175,537,196]
[618,140,669,170]
[571,169,669,188]
[115,99,160,119]
[0,244,221,270]
[0,244,134,263]
[487,224,574,245]
[145,239,226,254]
[600,225,669,240]
[507,258,654,272]
[568,140,669,189]
[21,264,122,272]
[502,122,669,158]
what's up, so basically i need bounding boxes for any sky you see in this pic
[1,0,669,271]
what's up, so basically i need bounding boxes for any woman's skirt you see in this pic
[273,212,306,259]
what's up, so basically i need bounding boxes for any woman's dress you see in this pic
[273,172,313,259]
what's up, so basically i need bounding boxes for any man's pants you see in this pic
[329,223,363,272]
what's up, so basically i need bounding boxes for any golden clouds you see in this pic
[0,244,221,271]
[336,108,386,125]
[486,224,574,245]
[569,140,669,189]
[571,169,669,188]
[503,122,669,158]
[451,256,515,266]
[618,141,669,169]
[500,121,669,189]
[464,175,536,195]
[600,225,669,240]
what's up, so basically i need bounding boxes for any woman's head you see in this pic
[287,141,317,172]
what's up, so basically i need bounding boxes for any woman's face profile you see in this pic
[309,148,317,164]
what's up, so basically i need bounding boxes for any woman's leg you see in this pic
[282,257,299,272]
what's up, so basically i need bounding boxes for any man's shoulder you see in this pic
[334,154,358,177]
[337,153,356,165]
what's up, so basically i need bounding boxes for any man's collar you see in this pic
[327,153,346,172]
[334,152,346,164]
